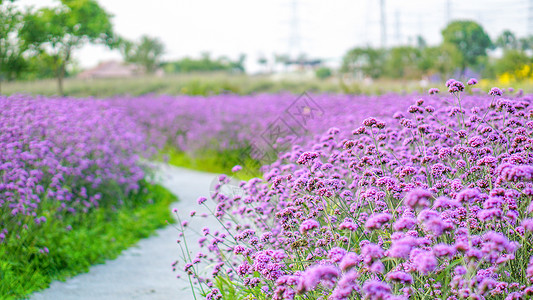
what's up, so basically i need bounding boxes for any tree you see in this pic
[121,35,164,73]
[385,46,422,79]
[229,54,246,73]
[257,56,268,73]
[493,49,531,77]
[419,43,463,78]
[496,30,518,50]
[21,0,115,95]
[0,3,26,93]
[442,20,492,72]
[341,47,386,79]
[315,67,332,80]
[518,36,533,51]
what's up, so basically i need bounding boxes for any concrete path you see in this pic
[32,165,223,300]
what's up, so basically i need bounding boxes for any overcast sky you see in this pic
[16,0,532,72]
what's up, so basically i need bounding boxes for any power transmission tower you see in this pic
[288,0,301,58]
[380,0,386,48]
[395,9,401,45]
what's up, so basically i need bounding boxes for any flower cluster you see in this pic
[176,80,533,299]
[0,95,147,244]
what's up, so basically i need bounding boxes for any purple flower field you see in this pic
[2,79,533,299]
[170,81,533,299]
[0,95,147,243]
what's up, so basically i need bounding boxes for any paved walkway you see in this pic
[32,165,220,300]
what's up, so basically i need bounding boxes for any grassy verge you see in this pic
[164,147,263,180]
[0,180,176,299]
[2,73,434,97]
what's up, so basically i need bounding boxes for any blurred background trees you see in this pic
[3,0,533,95]
[20,0,115,95]
[0,2,26,93]
[121,35,164,74]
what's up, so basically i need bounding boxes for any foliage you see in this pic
[341,47,386,79]
[20,0,115,95]
[384,46,422,79]
[163,52,246,74]
[493,50,531,77]
[417,43,462,78]
[0,181,176,299]
[121,35,165,73]
[315,67,332,80]
[0,3,26,92]
[496,30,519,50]
[442,20,493,71]
[0,94,158,297]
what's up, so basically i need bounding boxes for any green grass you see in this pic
[164,147,263,180]
[0,180,176,299]
[1,73,434,97]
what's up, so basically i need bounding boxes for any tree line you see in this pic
[0,0,172,95]
[341,20,533,81]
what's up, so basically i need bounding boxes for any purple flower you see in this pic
[393,216,417,231]
[330,271,359,299]
[388,236,418,259]
[467,78,478,85]
[433,243,457,257]
[522,219,533,232]
[365,213,392,230]
[489,87,503,96]
[404,189,432,209]
[298,265,340,292]
[428,88,440,95]
[339,252,359,271]
[328,247,347,263]
[386,271,413,284]
[361,243,384,265]
[363,117,378,127]
[299,219,319,234]
[197,197,207,205]
[412,250,437,275]
[362,279,392,299]
[297,152,319,164]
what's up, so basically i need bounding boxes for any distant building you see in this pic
[77,61,144,79]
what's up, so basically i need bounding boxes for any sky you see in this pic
[16,0,533,72]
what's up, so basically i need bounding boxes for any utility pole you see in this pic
[380,0,386,48]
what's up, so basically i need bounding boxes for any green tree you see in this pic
[315,66,332,79]
[121,35,165,73]
[493,49,531,77]
[385,46,421,79]
[21,0,115,95]
[229,54,246,73]
[496,30,518,50]
[518,36,533,51]
[442,20,492,72]
[341,47,386,79]
[419,43,463,78]
[0,3,26,93]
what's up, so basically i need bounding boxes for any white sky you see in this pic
[16,0,532,72]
